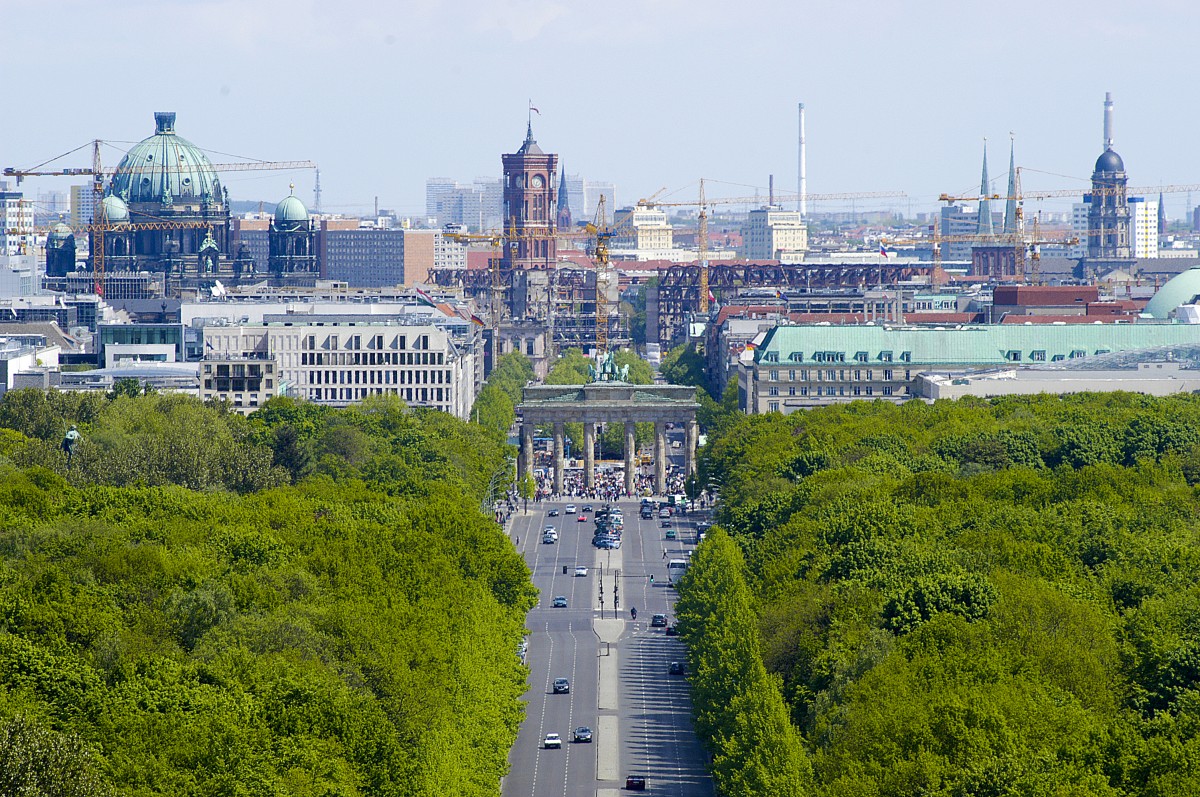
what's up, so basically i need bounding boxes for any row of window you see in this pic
[301,351,444,366]
[305,369,452,386]
[767,385,903,398]
[304,334,433,352]
[768,369,904,382]
[305,386,449,404]
[766,348,1111,367]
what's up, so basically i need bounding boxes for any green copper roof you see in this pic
[756,322,1200,368]
[108,112,222,207]
[1144,267,1200,319]
[97,195,129,225]
[48,222,74,240]
[274,193,308,225]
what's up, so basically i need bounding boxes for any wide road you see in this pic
[504,497,714,797]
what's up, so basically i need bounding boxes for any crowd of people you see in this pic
[530,467,690,502]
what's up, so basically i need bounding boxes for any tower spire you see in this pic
[1003,134,1018,234]
[977,139,994,238]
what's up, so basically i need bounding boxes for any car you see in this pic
[553,678,570,694]
[582,504,594,512]
[659,508,671,519]
[669,661,686,675]
[572,726,593,743]
[544,733,562,749]
[666,623,679,636]
[578,515,588,523]
[625,775,647,790]
[641,509,654,520]
[574,566,588,577]
[565,504,576,513]
[651,613,667,627]
[544,525,557,533]
[552,596,568,608]
[661,519,672,528]
[548,508,559,517]
[542,533,556,544]
[665,529,677,540]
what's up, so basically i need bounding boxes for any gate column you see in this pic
[553,421,565,496]
[624,421,636,497]
[583,421,596,494]
[654,421,667,496]
[520,423,534,481]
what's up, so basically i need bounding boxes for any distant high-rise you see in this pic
[1129,197,1160,259]
[1086,91,1131,260]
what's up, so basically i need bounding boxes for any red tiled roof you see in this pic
[993,285,1099,306]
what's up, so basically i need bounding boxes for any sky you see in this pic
[3,0,1200,222]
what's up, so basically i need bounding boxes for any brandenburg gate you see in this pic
[517,381,700,497]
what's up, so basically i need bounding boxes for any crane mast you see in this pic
[698,179,710,313]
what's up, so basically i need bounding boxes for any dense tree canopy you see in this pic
[685,392,1200,796]
[0,389,535,796]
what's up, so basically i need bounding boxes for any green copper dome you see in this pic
[48,222,74,240]
[108,112,222,206]
[1144,267,1200,319]
[97,195,129,225]
[274,193,309,225]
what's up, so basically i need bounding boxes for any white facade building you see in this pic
[0,183,35,258]
[199,316,480,417]
[743,206,808,260]
[1129,197,1160,259]
[613,206,673,252]
[1070,202,1090,259]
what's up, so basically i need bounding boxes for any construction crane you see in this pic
[584,195,616,356]
[640,184,908,313]
[443,231,505,344]
[6,140,317,295]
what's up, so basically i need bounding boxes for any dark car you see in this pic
[625,775,647,790]
[552,596,568,608]
[666,623,679,636]
[651,613,667,627]
[669,661,686,675]
[582,504,594,512]
[548,509,559,517]
[572,726,593,743]
[553,678,570,694]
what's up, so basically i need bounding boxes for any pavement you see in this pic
[501,497,714,797]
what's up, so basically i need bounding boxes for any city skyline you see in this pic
[3,0,1200,221]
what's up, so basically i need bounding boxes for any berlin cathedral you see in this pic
[49,112,316,295]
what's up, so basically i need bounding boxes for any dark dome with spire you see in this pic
[1095,148,1125,174]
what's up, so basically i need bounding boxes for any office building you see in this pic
[738,320,1200,414]
[200,316,480,416]
[742,206,807,260]
[0,182,34,257]
[1129,197,1160,259]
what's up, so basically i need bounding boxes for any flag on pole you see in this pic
[413,285,438,308]
[879,244,889,258]
[529,100,540,115]
[469,314,486,327]
[708,288,716,303]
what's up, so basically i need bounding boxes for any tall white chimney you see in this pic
[1103,91,1114,151]
[798,102,807,218]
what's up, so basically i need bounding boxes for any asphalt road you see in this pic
[503,498,714,797]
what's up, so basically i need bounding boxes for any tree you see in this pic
[517,472,536,512]
[0,716,112,797]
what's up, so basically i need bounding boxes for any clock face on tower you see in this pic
[530,174,545,188]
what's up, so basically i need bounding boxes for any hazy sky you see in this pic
[4,0,1199,221]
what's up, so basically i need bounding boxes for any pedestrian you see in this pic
[516,536,519,546]
[663,549,667,559]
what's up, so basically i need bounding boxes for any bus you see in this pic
[667,559,689,586]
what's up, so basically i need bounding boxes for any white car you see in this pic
[565,504,577,514]
[544,733,562,749]
[573,566,588,577]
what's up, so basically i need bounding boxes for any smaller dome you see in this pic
[49,222,74,240]
[274,194,309,224]
[97,195,129,225]
[1094,148,1125,174]
[1144,267,1200,319]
